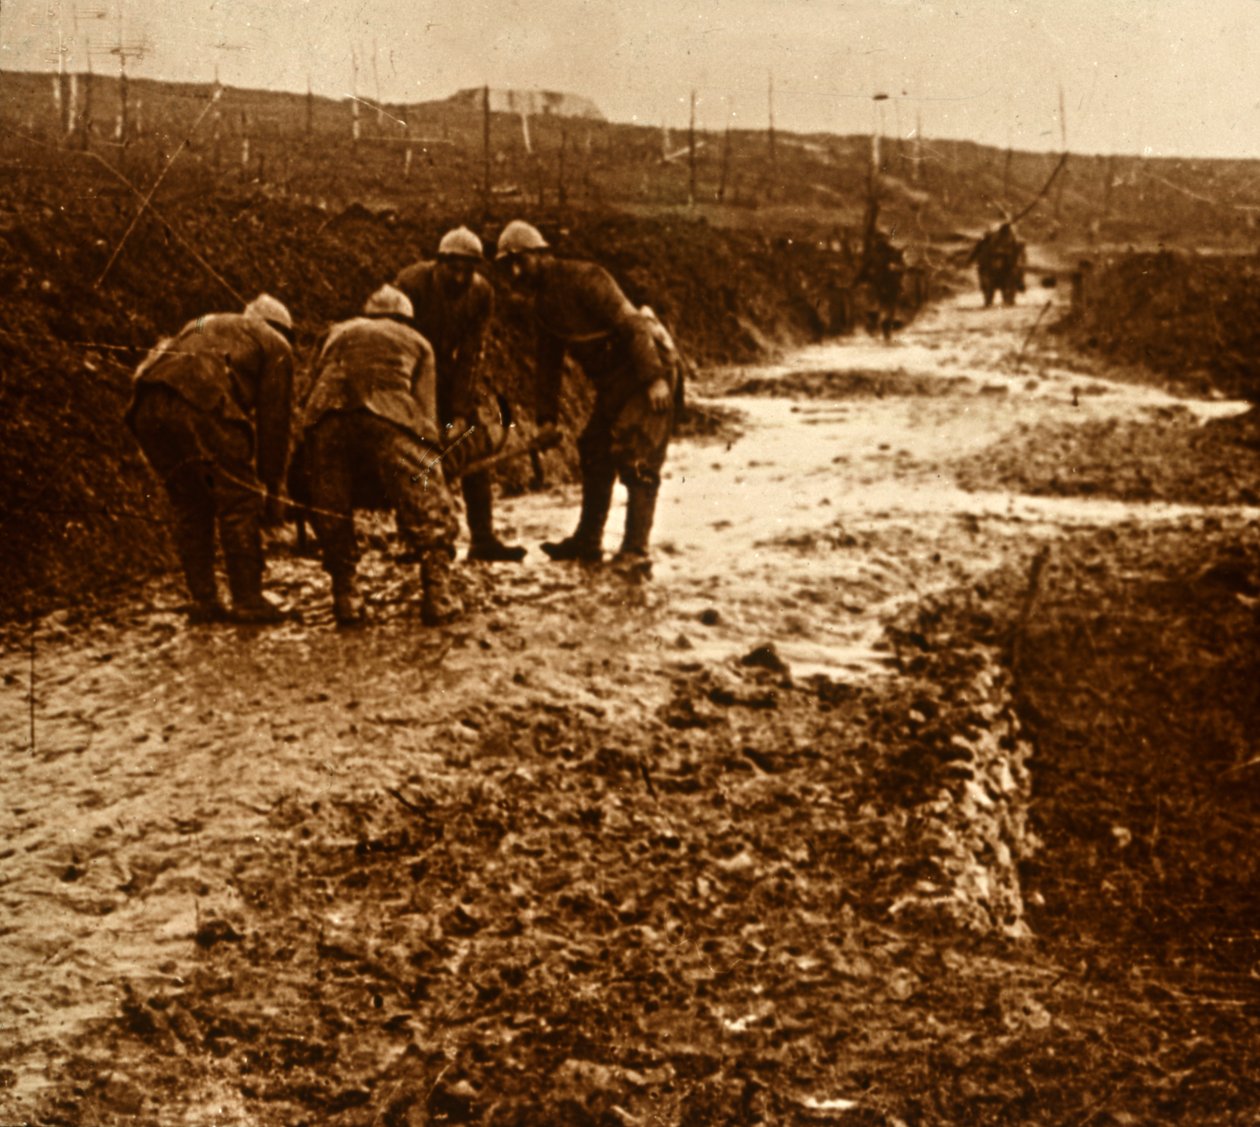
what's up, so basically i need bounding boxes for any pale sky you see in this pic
[1,0,1257,158]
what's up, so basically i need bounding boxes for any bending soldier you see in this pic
[299,285,462,627]
[394,227,524,562]
[126,294,294,624]
[495,220,680,577]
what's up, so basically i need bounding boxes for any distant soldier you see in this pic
[968,221,1026,307]
[298,285,461,627]
[394,226,525,562]
[126,294,294,624]
[495,220,681,577]
[856,229,906,341]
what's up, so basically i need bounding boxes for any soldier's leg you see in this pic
[372,421,463,625]
[463,471,526,563]
[542,411,616,564]
[212,425,283,624]
[129,389,225,620]
[610,382,675,576]
[305,414,365,625]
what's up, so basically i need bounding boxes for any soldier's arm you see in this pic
[449,281,494,419]
[255,340,294,497]
[580,269,664,388]
[535,328,566,426]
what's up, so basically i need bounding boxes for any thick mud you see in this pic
[3,285,1257,1125]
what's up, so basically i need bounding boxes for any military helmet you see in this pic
[437,225,484,260]
[496,219,549,260]
[244,293,293,332]
[363,284,415,319]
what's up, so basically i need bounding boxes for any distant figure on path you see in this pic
[126,294,295,624]
[968,221,1026,307]
[495,220,682,578]
[856,229,906,341]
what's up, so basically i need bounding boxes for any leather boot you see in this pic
[224,541,285,625]
[173,513,227,622]
[463,472,526,562]
[612,483,658,580]
[332,573,366,628]
[420,549,463,626]
[542,470,614,563]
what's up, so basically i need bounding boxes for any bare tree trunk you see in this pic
[482,85,491,214]
[688,90,697,206]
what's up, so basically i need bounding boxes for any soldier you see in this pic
[494,220,680,577]
[856,229,906,341]
[126,293,294,624]
[298,285,462,628]
[393,227,525,562]
[968,221,1026,307]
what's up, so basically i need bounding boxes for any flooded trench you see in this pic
[0,284,1252,1114]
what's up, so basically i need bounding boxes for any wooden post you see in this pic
[557,127,568,204]
[717,100,732,203]
[767,71,776,164]
[372,38,384,127]
[404,146,413,179]
[306,77,314,137]
[117,54,128,147]
[241,112,250,167]
[688,89,697,206]
[913,106,924,187]
[351,47,361,141]
[79,58,94,151]
[482,84,492,213]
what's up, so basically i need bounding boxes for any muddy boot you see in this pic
[172,510,227,622]
[611,483,658,581]
[542,471,613,564]
[463,473,526,563]
[420,549,463,626]
[182,564,228,623]
[331,573,367,628]
[225,549,286,625]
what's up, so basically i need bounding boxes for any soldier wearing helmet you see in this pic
[297,284,462,627]
[125,293,295,624]
[495,220,680,576]
[392,226,524,563]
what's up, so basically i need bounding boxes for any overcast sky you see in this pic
[1,0,1257,158]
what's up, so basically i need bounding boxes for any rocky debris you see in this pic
[729,367,974,400]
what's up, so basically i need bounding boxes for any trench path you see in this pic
[0,286,1247,1112]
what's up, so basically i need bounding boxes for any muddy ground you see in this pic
[2,284,1258,1126]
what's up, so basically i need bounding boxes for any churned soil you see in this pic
[3,284,1258,1125]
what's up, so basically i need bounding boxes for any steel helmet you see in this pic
[437,226,484,260]
[244,293,293,332]
[496,219,549,260]
[363,284,414,318]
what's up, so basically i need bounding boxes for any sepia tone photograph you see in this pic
[0,1,1257,1123]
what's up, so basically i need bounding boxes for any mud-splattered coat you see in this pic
[392,261,494,423]
[128,312,294,495]
[301,315,440,445]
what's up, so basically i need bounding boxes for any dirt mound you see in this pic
[887,516,1260,1122]
[953,405,1260,506]
[1060,251,1260,402]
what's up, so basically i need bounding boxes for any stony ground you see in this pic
[2,285,1257,1126]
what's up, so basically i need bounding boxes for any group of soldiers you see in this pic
[126,220,683,627]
